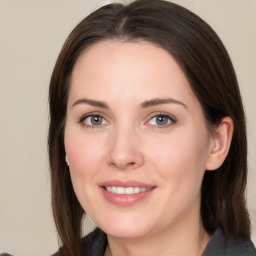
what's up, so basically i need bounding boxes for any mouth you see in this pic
[103,186,152,195]
[99,180,156,206]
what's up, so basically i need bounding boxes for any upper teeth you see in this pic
[105,186,151,195]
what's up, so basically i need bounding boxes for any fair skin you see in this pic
[65,41,233,256]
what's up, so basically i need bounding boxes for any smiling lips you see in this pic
[100,180,155,206]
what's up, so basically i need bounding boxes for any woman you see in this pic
[48,0,256,255]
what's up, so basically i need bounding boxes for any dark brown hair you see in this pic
[48,0,250,255]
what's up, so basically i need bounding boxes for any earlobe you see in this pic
[65,155,70,167]
[206,116,234,171]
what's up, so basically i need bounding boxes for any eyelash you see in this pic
[79,112,109,128]
[146,112,177,128]
[79,112,177,128]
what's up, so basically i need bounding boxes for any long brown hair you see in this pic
[48,0,250,255]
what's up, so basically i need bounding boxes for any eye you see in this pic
[147,113,176,127]
[80,114,108,127]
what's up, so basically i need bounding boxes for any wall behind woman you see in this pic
[0,0,255,255]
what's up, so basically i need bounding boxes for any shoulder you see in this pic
[202,228,256,256]
[51,228,107,256]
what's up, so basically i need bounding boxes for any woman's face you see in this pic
[65,41,214,239]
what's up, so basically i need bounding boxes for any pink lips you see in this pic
[99,180,156,206]
[100,179,154,188]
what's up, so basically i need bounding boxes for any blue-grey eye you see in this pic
[148,115,174,126]
[83,115,107,126]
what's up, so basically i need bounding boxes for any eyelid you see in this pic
[79,111,110,127]
[145,112,177,127]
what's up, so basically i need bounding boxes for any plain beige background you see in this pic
[0,0,255,255]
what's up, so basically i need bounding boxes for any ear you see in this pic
[206,116,234,171]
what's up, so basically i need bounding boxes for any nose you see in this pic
[106,126,144,170]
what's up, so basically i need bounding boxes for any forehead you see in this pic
[69,40,197,108]
[73,40,183,80]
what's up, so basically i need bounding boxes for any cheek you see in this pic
[65,128,106,177]
[148,126,210,191]
[64,129,105,211]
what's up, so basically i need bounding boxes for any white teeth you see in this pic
[134,187,140,193]
[105,186,151,194]
[116,187,125,194]
[125,187,133,194]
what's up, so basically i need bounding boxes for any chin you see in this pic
[104,225,151,239]
[96,217,154,239]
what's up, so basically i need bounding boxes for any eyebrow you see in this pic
[72,98,109,108]
[140,98,188,109]
[71,97,187,109]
